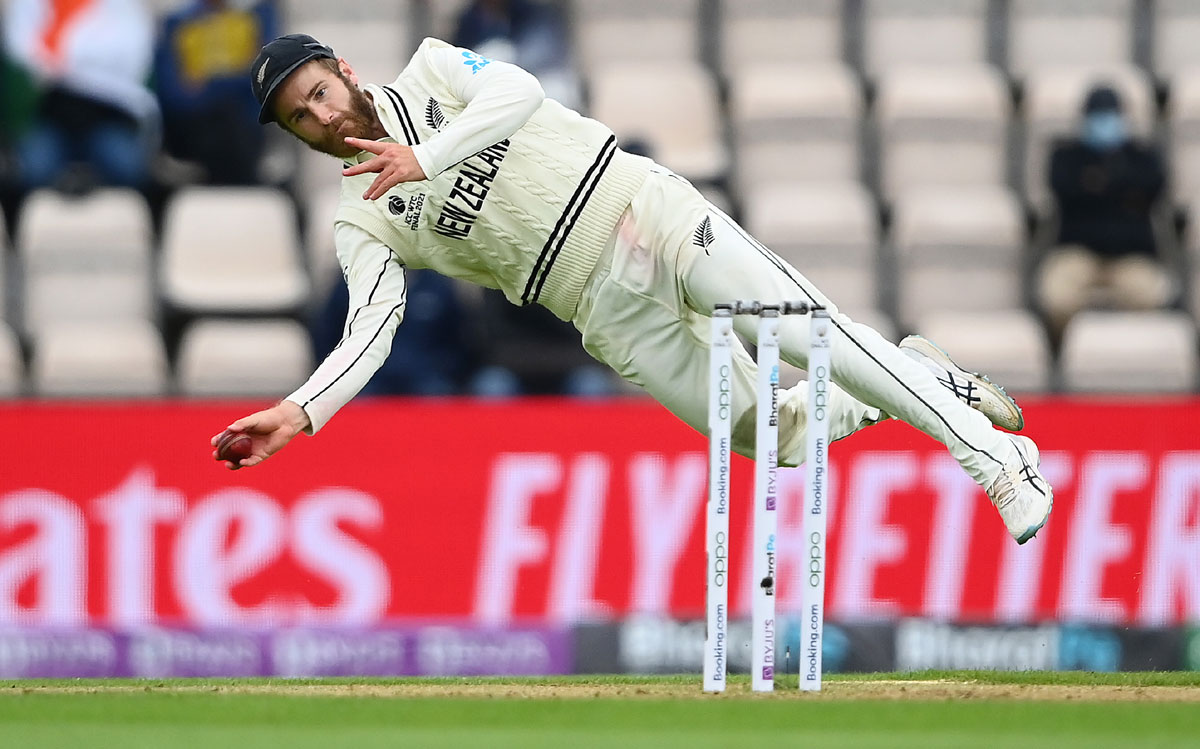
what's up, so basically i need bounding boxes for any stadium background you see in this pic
[0,0,1198,679]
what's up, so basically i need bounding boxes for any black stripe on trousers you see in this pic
[521,136,617,305]
[708,208,1005,470]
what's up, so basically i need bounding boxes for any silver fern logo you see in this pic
[256,58,269,86]
[426,98,446,131]
[693,216,715,253]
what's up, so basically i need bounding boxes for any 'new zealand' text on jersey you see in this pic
[336,38,651,321]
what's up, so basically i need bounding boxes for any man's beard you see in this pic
[300,75,381,158]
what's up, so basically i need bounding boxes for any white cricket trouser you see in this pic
[573,168,1010,487]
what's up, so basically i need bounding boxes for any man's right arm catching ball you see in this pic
[212,224,408,470]
[211,399,311,470]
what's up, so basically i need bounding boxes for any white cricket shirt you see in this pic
[286,38,651,432]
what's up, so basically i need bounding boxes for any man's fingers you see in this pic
[214,407,291,470]
[344,136,384,154]
[342,157,382,177]
[229,413,273,434]
[364,172,395,200]
[226,454,264,470]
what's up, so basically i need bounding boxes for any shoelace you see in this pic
[989,470,1019,511]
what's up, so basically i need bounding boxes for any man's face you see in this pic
[272,59,381,159]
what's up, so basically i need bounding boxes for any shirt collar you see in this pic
[341,84,404,165]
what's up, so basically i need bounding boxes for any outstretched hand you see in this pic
[342,137,428,200]
[210,401,311,471]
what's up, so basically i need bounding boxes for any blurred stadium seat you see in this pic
[142,0,185,17]
[425,0,474,40]
[159,187,310,315]
[1007,0,1135,79]
[0,320,22,397]
[305,184,344,289]
[16,188,151,256]
[914,310,1053,393]
[861,0,989,78]
[294,146,345,200]
[1153,0,1200,80]
[874,64,1011,201]
[891,185,1025,328]
[31,320,169,397]
[1060,310,1199,392]
[587,62,728,183]
[1167,70,1200,206]
[1182,193,1200,317]
[176,318,314,397]
[572,0,701,71]
[282,0,407,25]
[744,181,877,265]
[730,63,862,191]
[16,189,155,337]
[720,0,843,73]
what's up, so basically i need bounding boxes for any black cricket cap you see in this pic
[251,34,337,124]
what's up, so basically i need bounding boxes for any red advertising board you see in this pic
[1,397,1197,627]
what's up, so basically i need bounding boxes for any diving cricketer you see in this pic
[211,34,1052,544]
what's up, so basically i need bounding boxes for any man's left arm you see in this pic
[343,45,545,199]
[408,45,546,178]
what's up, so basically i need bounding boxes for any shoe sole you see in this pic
[1016,521,1045,544]
[1011,435,1052,544]
[901,335,1025,432]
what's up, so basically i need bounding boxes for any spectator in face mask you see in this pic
[1035,84,1174,342]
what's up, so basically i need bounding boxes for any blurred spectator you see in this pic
[154,0,277,185]
[1036,84,1175,341]
[453,0,580,110]
[0,41,38,191]
[466,287,619,398]
[3,0,158,192]
[311,269,472,396]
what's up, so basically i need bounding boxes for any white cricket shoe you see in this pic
[900,335,1025,432]
[986,435,1053,544]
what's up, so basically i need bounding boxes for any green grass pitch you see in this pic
[1,672,1198,749]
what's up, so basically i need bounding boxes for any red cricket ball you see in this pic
[216,430,254,465]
